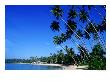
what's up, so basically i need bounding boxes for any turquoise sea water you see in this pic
[5,63,63,70]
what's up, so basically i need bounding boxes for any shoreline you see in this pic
[32,63,88,70]
[6,63,88,70]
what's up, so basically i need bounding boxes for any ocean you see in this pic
[5,63,63,70]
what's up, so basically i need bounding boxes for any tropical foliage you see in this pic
[49,5,106,70]
[6,5,106,70]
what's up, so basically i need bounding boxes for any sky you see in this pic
[5,5,106,59]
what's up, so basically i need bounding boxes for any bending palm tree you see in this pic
[50,6,90,63]
[68,8,93,51]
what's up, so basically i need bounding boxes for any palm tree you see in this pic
[51,5,63,20]
[57,50,65,64]
[50,20,60,32]
[65,29,73,39]
[60,33,67,42]
[65,46,76,65]
[51,6,90,55]
[67,6,93,53]
[53,35,65,51]
[68,9,77,19]
[50,7,78,65]
[50,5,106,69]
[53,36,61,44]
[88,44,106,70]
[79,8,89,23]
[53,36,78,65]
[78,45,89,65]
[85,8,105,48]
[85,22,104,48]
[78,6,105,48]
[75,29,83,39]
[66,19,77,31]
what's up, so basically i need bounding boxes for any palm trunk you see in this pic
[61,18,90,55]
[59,28,89,65]
[77,6,105,49]
[51,9,92,58]
[86,7,105,49]
[59,29,78,65]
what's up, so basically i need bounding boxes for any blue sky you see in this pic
[5,5,106,59]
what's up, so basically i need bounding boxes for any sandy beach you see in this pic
[32,63,88,70]
[62,65,88,70]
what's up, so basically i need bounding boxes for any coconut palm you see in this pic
[53,36,62,45]
[56,50,65,64]
[88,44,106,70]
[83,6,105,48]
[78,45,89,65]
[60,33,67,42]
[85,22,102,44]
[66,19,77,31]
[53,35,66,51]
[50,5,106,69]
[75,29,83,39]
[50,21,60,32]
[65,29,73,39]
[68,9,77,19]
[79,9,89,23]
[67,6,93,52]
[51,6,89,55]
[51,5,63,20]
[65,46,76,65]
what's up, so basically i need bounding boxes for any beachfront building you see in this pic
[32,61,47,64]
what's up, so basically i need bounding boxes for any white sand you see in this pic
[62,65,88,70]
[33,63,62,66]
[32,63,88,70]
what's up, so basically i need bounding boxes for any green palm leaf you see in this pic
[50,21,60,32]
[67,19,77,30]
[79,9,89,23]
[51,5,63,20]
[68,9,77,19]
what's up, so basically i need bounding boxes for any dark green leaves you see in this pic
[68,9,77,19]
[75,29,83,39]
[51,5,63,20]
[92,44,105,56]
[50,5,106,68]
[53,33,68,45]
[67,19,77,31]
[50,21,60,32]
[88,44,106,70]
[53,36,62,45]
[60,33,67,42]
[79,9,89,23]
[86,23,99,40]
[65,29,73,39]
[78,45,89,64]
